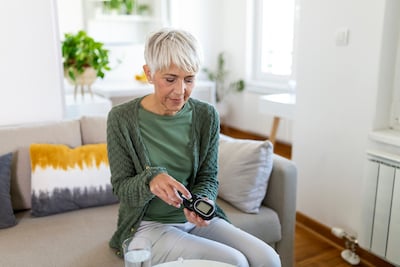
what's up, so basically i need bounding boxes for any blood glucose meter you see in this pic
[181,194,215,220]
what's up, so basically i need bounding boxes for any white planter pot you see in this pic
[65,67,97,99]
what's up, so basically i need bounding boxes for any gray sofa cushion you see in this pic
[217,198,281,244]
[0,205,120,267]
[0,152,16,228]
[80,116,107,144]
[0,119,82,210]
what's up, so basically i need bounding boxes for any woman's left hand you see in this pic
[183,208,210,227]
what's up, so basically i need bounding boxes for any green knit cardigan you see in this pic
[106,97,228,255]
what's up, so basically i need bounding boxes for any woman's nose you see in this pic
[176,79,186,94]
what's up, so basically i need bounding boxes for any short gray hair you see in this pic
[144,28,203,76]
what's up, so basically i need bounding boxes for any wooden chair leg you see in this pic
[269,116,280,145]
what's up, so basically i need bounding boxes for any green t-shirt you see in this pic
[139,103,193,223]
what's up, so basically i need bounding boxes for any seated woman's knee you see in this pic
[249,249,281,267]
[226,250,249,267]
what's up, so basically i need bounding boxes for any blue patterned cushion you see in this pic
[0,152,16,228]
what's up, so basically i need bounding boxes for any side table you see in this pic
[259,93,296,145]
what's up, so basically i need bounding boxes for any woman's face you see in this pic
[144,64,196,115]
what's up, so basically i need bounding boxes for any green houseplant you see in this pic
[62,30,110,97]
[203,52,245,103]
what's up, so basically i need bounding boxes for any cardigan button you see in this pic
[130,227,135,232]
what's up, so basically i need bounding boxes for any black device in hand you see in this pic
[181,193,215,220]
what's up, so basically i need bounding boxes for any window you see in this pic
[252,0,297,89]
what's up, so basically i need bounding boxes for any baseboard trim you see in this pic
[296,212,395,267]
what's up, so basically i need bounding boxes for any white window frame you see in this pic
[249,0,298,93]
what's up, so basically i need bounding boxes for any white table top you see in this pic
[259,93,296,120]
[92,80,153,97]
[64,94,112,119]
[153,259,235,267]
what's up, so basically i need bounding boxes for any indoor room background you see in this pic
[1,0,400,264]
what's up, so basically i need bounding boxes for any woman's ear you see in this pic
[143,65,152,83]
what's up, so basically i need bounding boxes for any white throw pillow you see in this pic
[218,134,273,213]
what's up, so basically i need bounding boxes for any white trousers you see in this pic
[133,218,281,267]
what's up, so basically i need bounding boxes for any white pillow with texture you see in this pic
[217,134,273,213]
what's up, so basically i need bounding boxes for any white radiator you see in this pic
[361,151,400,266]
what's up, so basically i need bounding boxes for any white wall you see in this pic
[169,0,225,73]
[0,0,64,126]
[57,0,84,39]
[292,0,399,241]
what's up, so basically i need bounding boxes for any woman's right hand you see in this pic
[149,173,191,208]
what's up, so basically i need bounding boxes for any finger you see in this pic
[150,184,176,206]
[174,183,191,199]
[183,209,209,227]
[168,198,182,208]
[166,186,189,208]
[149,174,177,198]
[183,208,196,222]
[164,180,190,201]
[149,174,187,207]
[164,187,182,206]
[149,176,168,196]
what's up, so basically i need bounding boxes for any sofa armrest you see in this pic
[263,154,297,267]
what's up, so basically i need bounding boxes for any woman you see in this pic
[107,28,281,267]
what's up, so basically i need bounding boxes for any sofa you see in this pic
[0,116,297,267]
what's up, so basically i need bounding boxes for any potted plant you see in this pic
[103,0,122,14]
[62,30,110,98]
[203,52,245,103]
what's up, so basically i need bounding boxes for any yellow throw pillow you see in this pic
[30,143,118,217]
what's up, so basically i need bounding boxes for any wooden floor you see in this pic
[295,223,371,267]
[220,125,391,267]
[295,223,347,267]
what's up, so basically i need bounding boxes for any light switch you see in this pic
[335,28,349,46]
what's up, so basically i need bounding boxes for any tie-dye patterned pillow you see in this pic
[29,143,118,217]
